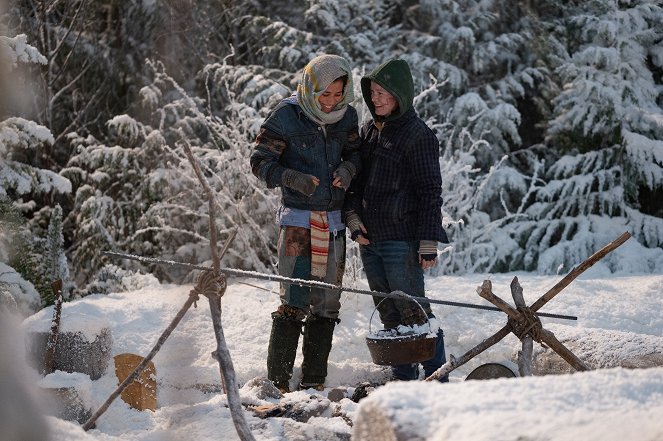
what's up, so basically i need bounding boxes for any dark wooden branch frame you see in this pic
[84,140,255,441]
[426,232,631,381]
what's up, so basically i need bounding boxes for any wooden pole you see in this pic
[530,232,631,312]
[477,278,590,372]
[538,329,590,371]
[510,277,532,377]
[426,233,629,381]
[182,140,255,441]
[83,292,198,431]
[425,325,512,381]
[477,280,520,320]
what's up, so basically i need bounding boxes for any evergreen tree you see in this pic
[0,199,44,313]
[41,204,71,302]
[408,0,663,274]
[507,0,663,273]
[0,32,72,305]
[6,0,663,285]
[65,60,279,289]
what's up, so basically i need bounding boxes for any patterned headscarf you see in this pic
[296,54,354,126]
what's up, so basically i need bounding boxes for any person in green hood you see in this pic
[344,59,450,382]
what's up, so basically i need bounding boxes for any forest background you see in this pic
[1,0,662,314]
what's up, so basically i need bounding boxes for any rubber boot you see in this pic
[300,315,337,388]
[267,314,303,392]
[421,329,449,382]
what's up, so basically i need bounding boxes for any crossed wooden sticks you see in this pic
[426,232,632,381]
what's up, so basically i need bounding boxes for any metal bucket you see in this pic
[365,297,437,366]
[465,362,516,381]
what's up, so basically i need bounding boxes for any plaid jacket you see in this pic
[345,107,448,243]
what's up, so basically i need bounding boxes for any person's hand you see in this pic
[419,240,437,270]
[281,169,320,196]
[401,305,428,326]
[346,211,370,245]
[353,225,370,245]
[332,162,356,190]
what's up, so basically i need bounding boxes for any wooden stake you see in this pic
[538,329,590,372]
[182,139,255,441]
[426,232,630,380]
[510,277,532,377]
[83,291,198,430]
[43,279,63,375]
[477,280,520,320]
[425,325,511,381]
[530,232,631,312]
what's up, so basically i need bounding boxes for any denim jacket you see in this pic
[251,98,361,211]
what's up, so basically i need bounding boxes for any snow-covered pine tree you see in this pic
[0,32,73,306]
[508,0,663,273]
[40,204,72,303]
[0,199,42,315]
[0,35,70,201]
[64,59,279,290]
[396,0,558,163]
[407,0,663,274]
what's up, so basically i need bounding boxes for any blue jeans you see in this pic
[360,241,448,382]
[391,329,449,382]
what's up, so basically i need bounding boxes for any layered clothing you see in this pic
[345,58,449,382]
[250,54,360,392]
[251,95,361,212]
[350,106,447,243]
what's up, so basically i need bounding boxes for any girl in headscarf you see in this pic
[250,54,360,392]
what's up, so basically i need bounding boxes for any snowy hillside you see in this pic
[5,271,663,440]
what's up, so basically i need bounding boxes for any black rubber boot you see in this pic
[300,315,337,387]
[267,314,303,392]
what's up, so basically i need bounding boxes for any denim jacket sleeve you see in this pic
[250,110,288,188]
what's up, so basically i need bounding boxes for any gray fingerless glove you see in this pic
[281,169,317,196]
[419,240,438,261]
[345,210,367,241]
[333,161,356,190]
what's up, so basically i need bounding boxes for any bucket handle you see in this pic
[369,292,432,336]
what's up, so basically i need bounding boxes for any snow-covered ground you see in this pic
[4,268,663,440]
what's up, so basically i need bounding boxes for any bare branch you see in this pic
[530,232,631,312]
[50,0,88,61]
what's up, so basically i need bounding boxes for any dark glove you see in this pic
[281,169,317,196]
[419,240,438,262]
[401,305,428,326]
[345,210,368,241]
[333,161,356,190]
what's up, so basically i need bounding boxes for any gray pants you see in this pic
[277,226,345,320]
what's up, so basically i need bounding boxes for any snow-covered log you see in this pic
[24,312,113,380]
[520,325,663,375]
[353,368,663,441]
[38,371,94,425]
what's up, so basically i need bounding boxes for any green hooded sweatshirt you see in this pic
[360,59,414,123]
